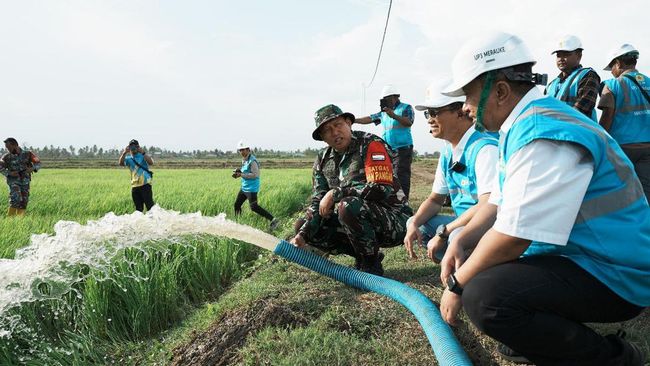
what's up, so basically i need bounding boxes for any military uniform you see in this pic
[1,149,41,213]
[298,129,412,258]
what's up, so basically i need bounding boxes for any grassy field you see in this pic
[0,168,311,365]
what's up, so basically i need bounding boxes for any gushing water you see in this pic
[0,206,278,339]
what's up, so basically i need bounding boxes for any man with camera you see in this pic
[1,137,41,216]
[403,81,498,262]
[232,140,279,231]
[290,104,412,276]
[118,139,155,212]
[355,85,415,199]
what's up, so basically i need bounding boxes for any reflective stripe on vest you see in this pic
[241,155,261,192]
[546,67,598,121]
[441,129,498,216]
[498,97,650,306]
[602,71,650,144]
[381,102,413,149]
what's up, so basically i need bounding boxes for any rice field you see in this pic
[0,168,311,365]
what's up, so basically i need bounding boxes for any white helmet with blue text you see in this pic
[236,140,249,150]
[442,31,538,97]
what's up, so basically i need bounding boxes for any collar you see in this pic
[500,87,545,136]
[559,64,583,80]
[620,69,638,77]
[451,126,477,161]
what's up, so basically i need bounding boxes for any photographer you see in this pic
[1,137,41,216]
[233,140,279,230]
[355,85,415,199]
[119,139,155,212]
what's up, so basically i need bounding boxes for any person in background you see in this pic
[232,140,279,231]
[438,31,648,365]
[119,139,155,212]
[545,35,600,121]
[1,137,41,216]
[355,85,415,199]
[291,104,411,276]
[599,44,650,201]
[404,80,498,262]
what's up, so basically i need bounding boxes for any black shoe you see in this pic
[354,252,384,270]
[497,343,531,364]
[358,253,385,276]
[607,331,645,366]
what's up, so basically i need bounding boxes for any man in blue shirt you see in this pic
[356,84,415,199]
[118,139,155,212]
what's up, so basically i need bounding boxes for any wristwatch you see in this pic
[447,273,463,295]
[435,224,448,239]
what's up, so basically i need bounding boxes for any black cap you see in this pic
[129,139,139,146]
[3,137,18,144]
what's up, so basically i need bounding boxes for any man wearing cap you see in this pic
[403,81,498,263]
[118,139,155,212]
[545,35,600,121]
[1,137,41,216]
[290,104,412,275]
[232,140,279,230]
[599,44,650,201]
[355,85,415,199]
[437,32,649,365]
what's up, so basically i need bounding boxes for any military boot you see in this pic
[358,253,385,276]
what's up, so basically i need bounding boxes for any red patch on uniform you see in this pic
[365,141,393,184]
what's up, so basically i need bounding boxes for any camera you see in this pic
[231,168,241,178]
[129,144,138,152]
[379,97,391,110]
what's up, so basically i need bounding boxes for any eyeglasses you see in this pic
[423,106,456,119]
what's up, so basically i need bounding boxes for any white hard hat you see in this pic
[414,78,465,111]
[236,140,249,150]
[551,35,583,54]
[604,44,639,71]
[380,84,400,98]
[442,31,537,97]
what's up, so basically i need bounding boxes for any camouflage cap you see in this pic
[312,104,355,141]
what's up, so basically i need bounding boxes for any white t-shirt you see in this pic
[432,127,498,197]
[489,88,594,245]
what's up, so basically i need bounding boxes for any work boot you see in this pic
[7,207,17,216]
[497,343,531,364]
[358,253,384,276]
[16,208,26,216]
[606,331,645,366]
[354,252,384,270]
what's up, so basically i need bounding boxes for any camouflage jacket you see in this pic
[299,131,409,238]
[0,149,41,180]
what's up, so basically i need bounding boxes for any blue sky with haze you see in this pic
[1,0,648,153]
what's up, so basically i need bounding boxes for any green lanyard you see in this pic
[475,71,496,132]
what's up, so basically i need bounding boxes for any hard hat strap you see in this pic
[476,71,496,132]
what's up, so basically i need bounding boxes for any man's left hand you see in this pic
[440,289,463,327]
[382,107,396,118]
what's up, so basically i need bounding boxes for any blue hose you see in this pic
[274,240,472,366]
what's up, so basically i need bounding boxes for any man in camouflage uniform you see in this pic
[290,104,412,276]
[1,137,41,216]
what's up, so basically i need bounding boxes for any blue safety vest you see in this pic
[241,155,261,193]
[546,67,598,121]
[439,129,498,216]
[498,97,650,306]
[378,102,414,149]
[602,70,650,145]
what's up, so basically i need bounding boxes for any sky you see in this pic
[1,0,649,154]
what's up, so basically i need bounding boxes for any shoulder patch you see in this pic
[364,141,393,184]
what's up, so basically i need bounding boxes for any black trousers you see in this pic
[463,255,644,366]
[234,190,273,221]
[131,183,154,212]
[393,145,413,199]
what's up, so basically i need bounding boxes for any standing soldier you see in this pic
[355,85,415,199]
[290,104,412,276]
[1,137,41,216]
[119,139,155,212]
[598,44,650,201]
[545,35,600,121]
[232,140,280,231]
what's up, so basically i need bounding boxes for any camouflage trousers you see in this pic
[7,178,30,209]
[300,196,410,257]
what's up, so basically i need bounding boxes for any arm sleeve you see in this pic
[597,85,616,110]
[431,158,449,195]
[241,161,260,179]
[474,144,498,196]
[493,140,593,245]
[370,112,382,125]
[574,70,601,117]
[335,141,395,202]
[400,104,415,123]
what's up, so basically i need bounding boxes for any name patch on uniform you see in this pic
[365,141,393,185]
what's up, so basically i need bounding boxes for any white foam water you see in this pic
[0,206,279,338]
